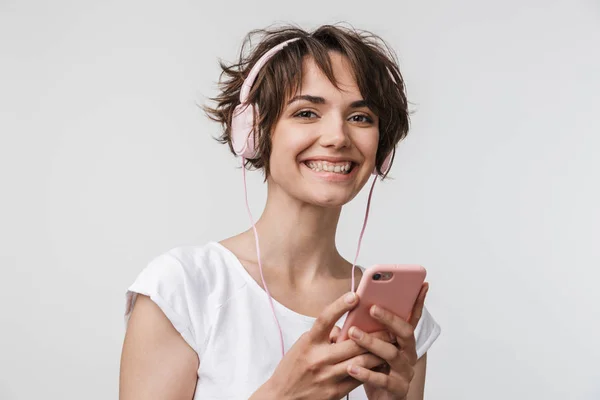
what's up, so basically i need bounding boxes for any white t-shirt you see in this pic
[124,241,441,399]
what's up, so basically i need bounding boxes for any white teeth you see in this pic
[305,161,353,174]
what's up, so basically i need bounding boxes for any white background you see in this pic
[1,0,599,399]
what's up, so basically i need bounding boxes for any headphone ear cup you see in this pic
[231,104,258,158]
[372,151,393,176]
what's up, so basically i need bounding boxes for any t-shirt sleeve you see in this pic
[414,305,441,359]
[124,250,208,355]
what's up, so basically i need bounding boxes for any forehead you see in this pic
[296,51,361,97]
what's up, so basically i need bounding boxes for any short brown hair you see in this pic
[203,23,410,178]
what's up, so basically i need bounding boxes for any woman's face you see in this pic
[268,51,380,208]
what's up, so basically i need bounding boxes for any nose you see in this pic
[319,116,351,149]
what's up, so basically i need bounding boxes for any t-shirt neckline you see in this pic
[209,241,363,325]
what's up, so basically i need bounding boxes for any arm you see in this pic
[119,294,199,400]
[406,353,427,400]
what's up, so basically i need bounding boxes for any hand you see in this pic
[250,292,394,400]
[346,283,429,400]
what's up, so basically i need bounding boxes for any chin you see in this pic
[269,163,369,207]
[309,197,348,208]
[301,186,358,208]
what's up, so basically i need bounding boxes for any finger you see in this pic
[348,327,402,365]
[310,292,358,341]
[335,327,394,345]
[329,326,341,344]
[347,364,410,395]
[327,336,372,365]
[370,329,396,344]
[409,282,429,328]
[369,305,417,351]
[331,352,386,378]
[335,376,364,399]
[372,362,391,374]
[330,325,395,348]
[327,330,395,364]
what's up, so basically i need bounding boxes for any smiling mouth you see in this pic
[302,160,356,175]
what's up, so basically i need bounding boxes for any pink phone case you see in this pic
[338,264,427,342]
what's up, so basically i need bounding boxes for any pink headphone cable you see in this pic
[350,175,378,293]
[241,158,286,357]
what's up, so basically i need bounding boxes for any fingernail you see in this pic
[345,292,356,304]
[349,365,360,375]
[350,327,363,340]
[371,305,382,318]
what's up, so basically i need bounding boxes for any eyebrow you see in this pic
[287,95,371,109]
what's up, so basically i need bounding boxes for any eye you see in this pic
[294,110,319,119]
[349,114,374,124]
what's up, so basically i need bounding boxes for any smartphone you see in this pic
[338,264,427,342]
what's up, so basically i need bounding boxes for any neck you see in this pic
[240,180,350,284]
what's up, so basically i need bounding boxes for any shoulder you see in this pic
[124,241,246,355]
[128,241,241,295]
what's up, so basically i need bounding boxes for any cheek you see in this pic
[270,125,314,166]
[354,130,380,160]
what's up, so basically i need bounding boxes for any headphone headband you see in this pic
[239,37,301,103]
[231,37,300,158]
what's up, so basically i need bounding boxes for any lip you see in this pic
[300,155,358,163]
[300,161,359,182]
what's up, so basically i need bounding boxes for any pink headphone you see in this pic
[231,36,394,358]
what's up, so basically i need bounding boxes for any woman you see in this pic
[120,24,441,399]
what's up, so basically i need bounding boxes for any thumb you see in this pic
[309,292,358,341]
